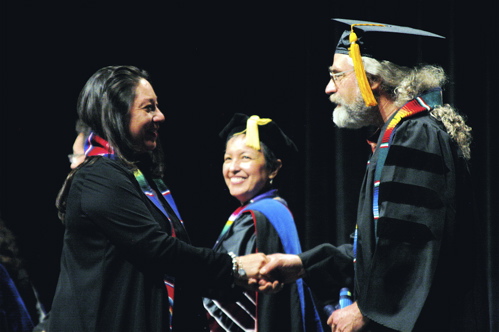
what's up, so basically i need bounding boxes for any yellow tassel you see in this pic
[349,26,378,107]
[245,115,272,150]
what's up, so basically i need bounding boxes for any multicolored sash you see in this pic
[206,190,277,332]
[133,168,183,329]
[213,190,277,250]
[85,132,183,330]
[206,189,323,332]
[372,89,442,236]
[352,89,443,265]
[84,132,116,159]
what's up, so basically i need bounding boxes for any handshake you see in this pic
[234,253,367,331]
[232,253,304,293]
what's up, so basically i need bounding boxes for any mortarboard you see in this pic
[332,18,445,107]
[219,113,298,158]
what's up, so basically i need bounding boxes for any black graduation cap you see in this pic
[219,113,298,158]
[332,18,445,106]
[334,18,445,66]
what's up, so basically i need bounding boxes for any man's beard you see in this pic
[330,93,382,129]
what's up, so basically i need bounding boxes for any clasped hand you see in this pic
[237,253,368,331]
[234,253,304,293]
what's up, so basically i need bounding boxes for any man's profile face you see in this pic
[326,53,380,129]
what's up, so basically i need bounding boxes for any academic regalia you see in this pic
[353,90,482,331]
[300,90,485,331]
[49,135,234,332]
[298,19,486,331]
[203,113,323,332]
[204,190,323,332]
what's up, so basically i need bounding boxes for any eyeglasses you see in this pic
[68,153,85,164]
[329,69,354,86]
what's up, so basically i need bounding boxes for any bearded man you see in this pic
[258,19,486,332]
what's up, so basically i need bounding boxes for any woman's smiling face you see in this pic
[128,79,165,152]
[222,134,275,204]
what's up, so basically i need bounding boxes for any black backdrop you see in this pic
[1,0,497,329]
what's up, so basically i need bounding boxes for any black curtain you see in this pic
[1,0,497,329]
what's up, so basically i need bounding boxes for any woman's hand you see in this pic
[234,253,283,293]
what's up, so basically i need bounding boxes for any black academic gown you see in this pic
[204,193,323,332]
[49,157,233,332]
[300,97,486,331]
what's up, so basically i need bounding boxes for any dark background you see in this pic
[1,0,497,329]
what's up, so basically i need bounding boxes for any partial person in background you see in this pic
[0,215,44,331]
[49,65,276,332]
[203,113,323,332]
[33,119,93,332]
[68,119,91,169]
[259,19,486,332]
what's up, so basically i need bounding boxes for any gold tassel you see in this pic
[349,25,379,107]
[245,115,272,150]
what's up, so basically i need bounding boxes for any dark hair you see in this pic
[75,118,91,136]
[260,141,281,174]
[77,65,164,172]
[57,66,164,222]
[78,65,147,161]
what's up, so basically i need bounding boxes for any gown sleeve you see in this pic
[357,118,460,331]
[75,159,233,289]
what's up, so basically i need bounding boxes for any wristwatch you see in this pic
[228,252,247,279]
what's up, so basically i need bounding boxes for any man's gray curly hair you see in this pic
[363,57,472,160]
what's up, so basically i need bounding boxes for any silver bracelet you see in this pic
[228,252,238,276]
[228,252,247,279]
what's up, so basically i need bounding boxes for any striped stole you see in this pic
[133,169,184,331]
[85,133,183,331]
[372,89,442,235]
[353,89,443,262]
[205,210,259,332]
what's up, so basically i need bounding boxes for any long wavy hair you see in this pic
[364,58,472,160]
[56,66,165,222]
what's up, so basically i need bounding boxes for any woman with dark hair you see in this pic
[203,114,324,332]
[49,66,272,332]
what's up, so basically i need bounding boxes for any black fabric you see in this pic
[300,113,487,331]
[378,182,444,209]
[355,114,484,331]
[48,157,233,332]
[203,194,322,332]
[333,18,445,67]
[254,210,309,332]
[219,113,298,158]
[384,145,449,175]
[299,243,354,311]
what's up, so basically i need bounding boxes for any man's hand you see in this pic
[259,253,305,283]
[327,302,369,332]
